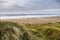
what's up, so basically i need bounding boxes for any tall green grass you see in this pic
[25,22,60,40]
[0,21,31,40]
[0,21,60,40]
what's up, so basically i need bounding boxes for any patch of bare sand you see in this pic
[0,16,60,24]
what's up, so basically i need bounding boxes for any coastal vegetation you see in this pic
[0,21,60,40]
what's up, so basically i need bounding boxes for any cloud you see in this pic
[0,0,60,11]
[24,0,60,10]
[0,9,60,14]
[0,0,29,8]
[0,0,16,8]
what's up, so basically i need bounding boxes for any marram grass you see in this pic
[0,21,60,40]
[25,22,60,40]
[0,21,31,40]
[0,21,42,40]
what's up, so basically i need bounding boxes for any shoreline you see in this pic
[0,16,60,24]
[0,15,59,19]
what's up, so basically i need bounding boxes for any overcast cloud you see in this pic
[0,0,60,14]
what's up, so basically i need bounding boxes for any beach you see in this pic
[0,16,60,40]
[0,16,60,24]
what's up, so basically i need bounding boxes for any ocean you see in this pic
[0,14,59,19]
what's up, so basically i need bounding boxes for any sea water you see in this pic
[0,14,59,19]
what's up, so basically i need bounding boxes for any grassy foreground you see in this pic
[25,22,60,40]
[0,21,60,40]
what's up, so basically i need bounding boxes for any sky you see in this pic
[0,0,60,14]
